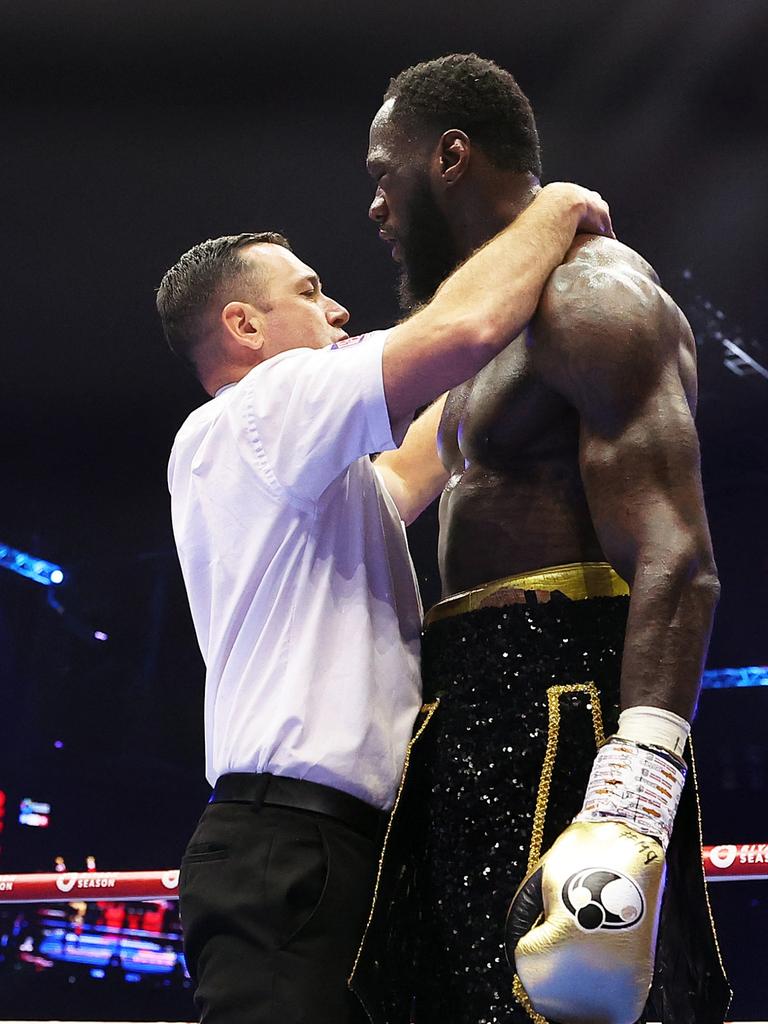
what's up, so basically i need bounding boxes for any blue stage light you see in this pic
[0,542,65,586]
[702,666,768,689]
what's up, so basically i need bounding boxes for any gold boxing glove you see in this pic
[506,736,686,1024]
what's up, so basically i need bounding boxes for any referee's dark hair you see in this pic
[156,231,290,374]
[384,53,542,178]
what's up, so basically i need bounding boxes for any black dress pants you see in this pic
[180,799,378,1024]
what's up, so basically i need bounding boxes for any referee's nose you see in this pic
[324,296,350,328]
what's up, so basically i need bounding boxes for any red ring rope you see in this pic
[0,869,179,903]
[703,843,768,880]
[0,844,765,903]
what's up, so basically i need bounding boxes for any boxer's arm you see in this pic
[381,183,613,423]
[530,261,718,721]
[510,262,712,1021]
[374,396,449,525]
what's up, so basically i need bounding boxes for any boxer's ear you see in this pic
[437,129,471,186]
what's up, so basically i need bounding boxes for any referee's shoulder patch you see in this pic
[330,334,365,350]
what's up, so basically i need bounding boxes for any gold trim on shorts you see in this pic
[424,561,629,628]
[514,681,607,1022]
[348,700,441,989]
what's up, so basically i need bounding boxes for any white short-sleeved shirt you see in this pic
[168,330,423,810]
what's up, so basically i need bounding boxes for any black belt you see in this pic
[210,772,387,843]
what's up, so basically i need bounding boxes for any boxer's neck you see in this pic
[450,175,541,261]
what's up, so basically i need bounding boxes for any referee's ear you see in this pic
[221,301,265,353]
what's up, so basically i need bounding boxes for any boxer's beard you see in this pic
[397,179,460,312]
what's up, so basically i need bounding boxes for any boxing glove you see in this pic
[506,731,687,1024]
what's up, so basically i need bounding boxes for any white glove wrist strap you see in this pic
[616,705,690,758]
[575,737,686,851]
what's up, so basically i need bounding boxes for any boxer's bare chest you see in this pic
[438,336,573,469]
[436,335,603,597]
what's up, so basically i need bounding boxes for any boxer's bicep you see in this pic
[534,273,708,582]
[575,370,716,717]
[576,381,708,587]
[531,270,717,716]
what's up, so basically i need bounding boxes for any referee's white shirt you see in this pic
[168,330,423,810]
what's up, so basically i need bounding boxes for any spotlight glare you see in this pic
[0,542,66,587]
[702,666,768,688]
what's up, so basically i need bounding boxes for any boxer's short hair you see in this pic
[385,53,542,178]
[156,231,290,372]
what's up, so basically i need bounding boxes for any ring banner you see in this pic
[0,847,765,904]
[0,869,180,903]
[703,843,768,880]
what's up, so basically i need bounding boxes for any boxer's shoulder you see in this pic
[529,235,688,397]
[560,233,660,283]
[538,235,664,330]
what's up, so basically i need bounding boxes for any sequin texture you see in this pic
[381,594,628,1024]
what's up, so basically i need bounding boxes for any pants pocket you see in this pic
[182,841,230,864]
[265,816,330,949]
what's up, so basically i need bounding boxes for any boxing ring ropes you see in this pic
[0,845,765,1024]
[1,842,765,903]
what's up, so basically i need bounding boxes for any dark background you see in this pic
[1,0,766,1016]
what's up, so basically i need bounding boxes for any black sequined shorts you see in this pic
[350,592,729,1024]
[413,595,626,1024]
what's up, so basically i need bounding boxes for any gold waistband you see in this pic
[424,561,629,628]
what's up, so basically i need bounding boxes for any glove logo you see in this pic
[562,868,644,931]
